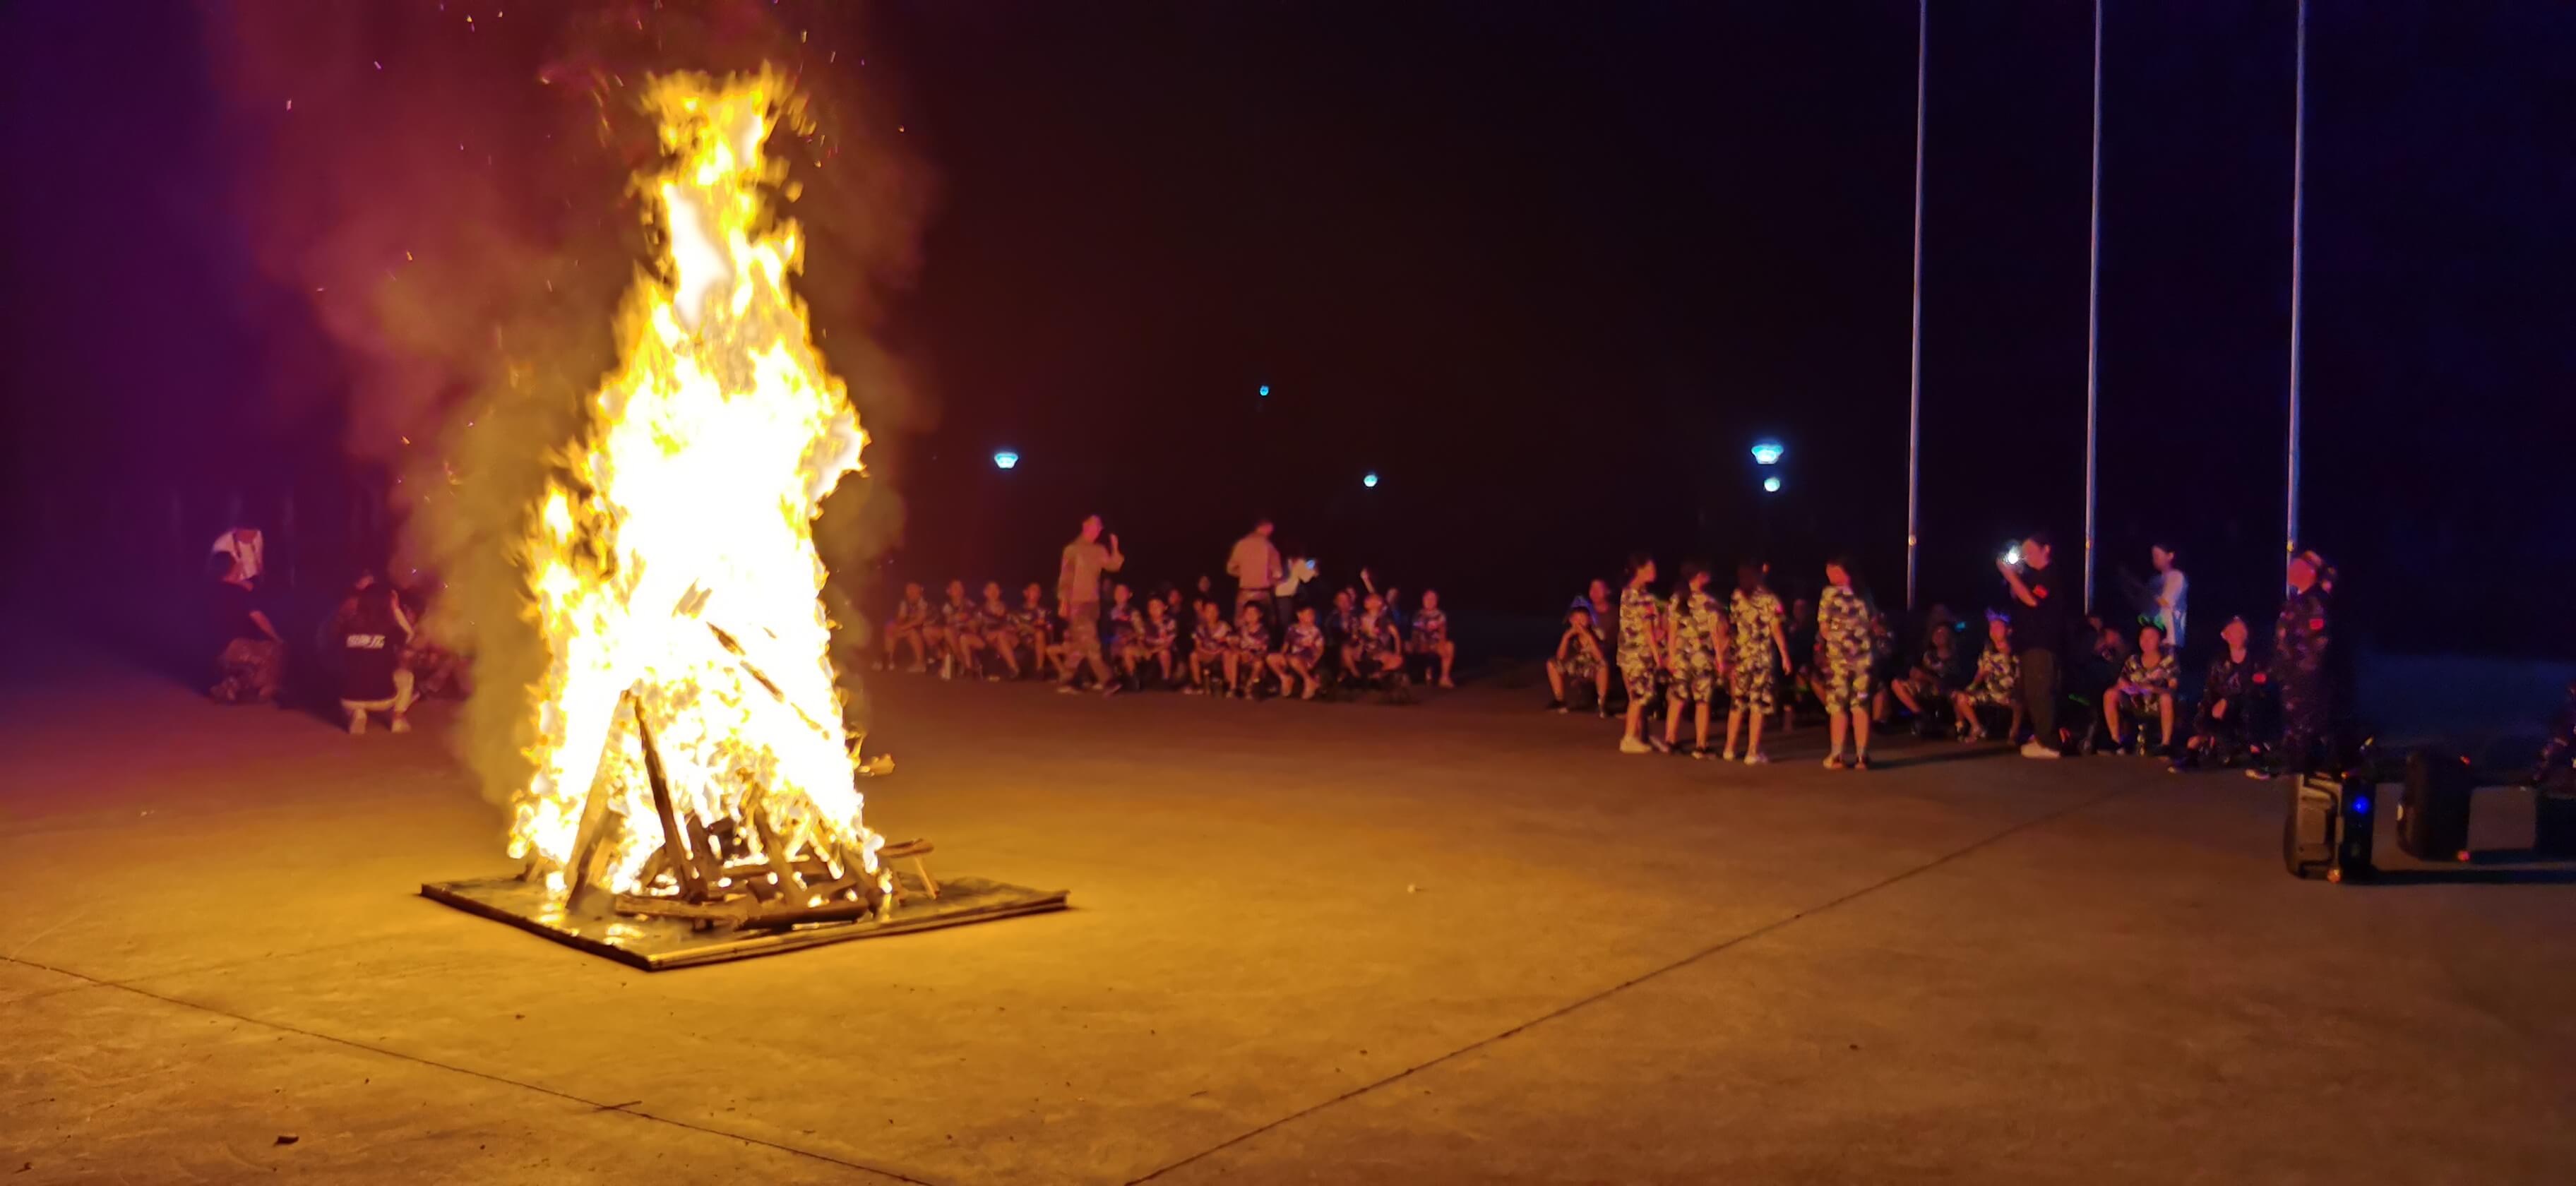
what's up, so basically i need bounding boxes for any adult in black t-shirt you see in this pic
[334,577,416,733]
[1998,533,2069,757]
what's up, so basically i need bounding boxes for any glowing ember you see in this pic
[506,69,886,909]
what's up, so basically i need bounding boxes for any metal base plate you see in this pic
[421,874,1069,970]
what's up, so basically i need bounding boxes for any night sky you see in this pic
[4,1,2571,659]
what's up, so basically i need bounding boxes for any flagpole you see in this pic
[2081,0,2104,612]
[2285,0,2308,561]
[1904,0,1928,613]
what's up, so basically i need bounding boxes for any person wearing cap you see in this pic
[2258,549,2334,778]
[1998,532,2070,759]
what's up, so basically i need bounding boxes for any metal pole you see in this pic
[2286,0,2308,561]
[2081,0,2104,612]
[1904,0,1928,613]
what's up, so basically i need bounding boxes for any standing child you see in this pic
[1662,563,1726,757]
[1815,558,1875,770]
[1408,589,1456,688]
[1270,604,1328,699]
[1616,554,1667,755]
[1952,613,2025,742]
[1186,599,1234,694]
[1231,603,1272,697]
[1723,563,1792,763]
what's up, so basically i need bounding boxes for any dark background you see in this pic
[4,1,2571,659]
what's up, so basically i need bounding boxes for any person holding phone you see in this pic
[1998,532,2068,759]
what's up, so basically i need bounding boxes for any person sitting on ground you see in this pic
[2103,623,2180,754]
[1662,562,1727,757]
[208,551,285,705]
[1890,620,1964,732]
[1722,562,1793,763]
[1616,555,1667,755]
[332,574,416,735]
[881,582,933,672]
[936,580,983,678]
[1952,613,2024,743]
[1270,604,1328,700]
[1011,582,1053,672]
[1408,589,1457,688]
[1546,604,1611,714]
[2174,616,2258,772]
[977,582,1022,679]
[1815,557,1877,771]
[1125,596,1179,685]
[1185,599,1234,695]
[1230,602,1272,697]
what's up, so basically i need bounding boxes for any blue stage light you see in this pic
[2350,796,2370,815]
[1258,384,1271,397]
[1762,475,1782,493]
[1751,440,1785,466]
[1362,472,1380,489]
[992,451,1020,470]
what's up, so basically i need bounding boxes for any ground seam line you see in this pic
[1126,781,2136,1184]
[0,954,942,1186]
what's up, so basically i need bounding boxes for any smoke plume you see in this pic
[198,0,934,801]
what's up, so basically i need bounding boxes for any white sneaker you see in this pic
[347,713,366,736]
[1719,748,1738,762]
[1618,736,1651,755]
[2020,741,2061,760]
[1055,685,1079,695]
[1743,751,1770,765]
[389,717,412,735]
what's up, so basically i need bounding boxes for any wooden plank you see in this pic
[631,698,705,902]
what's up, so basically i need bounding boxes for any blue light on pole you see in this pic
[1762,475,1783,493]
[1751,440,1785,466]
[1362,471,1380,489]
[1257,384,1271,397]
[992,450,1020,470]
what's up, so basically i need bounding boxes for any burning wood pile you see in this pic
[499,70,911,930]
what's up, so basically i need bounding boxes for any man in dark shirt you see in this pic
[1998,532,2069,758]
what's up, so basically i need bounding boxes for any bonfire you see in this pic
[506,70,900,925]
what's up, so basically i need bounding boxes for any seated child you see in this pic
[1269,604,1328,700]
[1184,599,1234,694]
[883,582,933,672]
[1544,604,1610,713]
[1407,589,1456,688]
[1950,614,2024,743]
[1230,602,1272,697]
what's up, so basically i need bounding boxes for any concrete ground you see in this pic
[6,637,2574,1185]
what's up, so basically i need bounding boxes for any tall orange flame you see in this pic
[506,70,881,899]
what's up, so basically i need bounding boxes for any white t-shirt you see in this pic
[2154,568,2188,648]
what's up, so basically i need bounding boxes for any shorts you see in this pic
[1669,661,1715,702]
[1619,655,1657,702]
[2118,690,2166,720]
[1728,658,1777,712]
[1287,646,1323,668]
[1556,647,1602,681]
[1966,681,2016,708]
[1818,664,1873,714]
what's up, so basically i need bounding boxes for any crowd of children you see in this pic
[873,575,1457,700]
[1556,544,2340,777]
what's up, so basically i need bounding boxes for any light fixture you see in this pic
[991,450,1020,470]
[1761,475,1782,493]
[1751,440,1785,466]
[1362,472,1380,489]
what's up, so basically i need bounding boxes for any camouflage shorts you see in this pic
[1064,614,1102,659]
[1729,660,1777,712]
[1619,655,1657,702]
[1669,659,1716,702]
[1818,664,1873,714]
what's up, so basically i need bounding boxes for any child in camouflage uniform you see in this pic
[2173,616,2256,771]
[1407,590,1456,688]
[1230,603,1272,697]
[938,580,982,678]
[881,582,934,672]
[1012,583,1053,669]
[1270,604,1329,700]
[1815,558,1876,770]
[1662,563,1727,757]
[976,582,1022,679]
[2102,623,2179,754]
[1185,599,1235,694]
[1952,613,2023,743]
[1616,555,1667,755]
[2258,549,2334,779]
[1722,563,1792,764]
[1546,604,1611,714]
[1124,596,1179,685]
